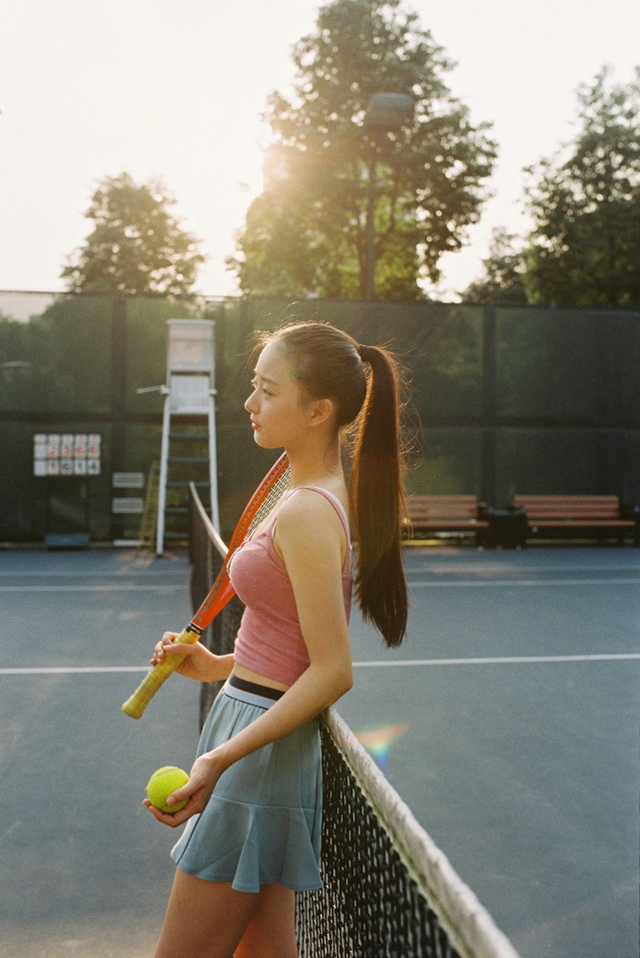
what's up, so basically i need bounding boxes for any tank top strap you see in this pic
[289,486,351,570]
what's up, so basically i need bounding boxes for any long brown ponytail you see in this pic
[261,321,408,647]
[350,343,408,647]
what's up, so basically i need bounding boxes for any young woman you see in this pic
[144,320,408,958]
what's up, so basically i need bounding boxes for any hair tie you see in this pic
[358,343,372,363]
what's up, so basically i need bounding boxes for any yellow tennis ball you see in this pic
[147,766,190,813]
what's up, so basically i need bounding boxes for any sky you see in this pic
[1,0,639,304]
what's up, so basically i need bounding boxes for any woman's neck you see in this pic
[285,440,343,489]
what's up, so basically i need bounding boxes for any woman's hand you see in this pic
[150,631,219,683]
[143,749,228,828]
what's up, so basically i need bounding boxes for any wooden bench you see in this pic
[511,495,639,546]
[403,495,490,545]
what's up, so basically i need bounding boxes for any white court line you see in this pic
[0,570,185,578]
[354,653,640,667]
[2,654,639,676]
[0,666,149,675]
[408,577,640,588]
[0,584,182,592]
[410,563,640,574]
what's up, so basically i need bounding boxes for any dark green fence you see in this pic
[1,292,639,543]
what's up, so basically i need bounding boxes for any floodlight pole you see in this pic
[363,93,414,300]
[366,157,377,300]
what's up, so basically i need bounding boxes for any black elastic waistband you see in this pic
[228,674,285,701]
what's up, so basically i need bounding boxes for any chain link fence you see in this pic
[1,291,639,543]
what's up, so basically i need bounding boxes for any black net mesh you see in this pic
[295,716,461,958]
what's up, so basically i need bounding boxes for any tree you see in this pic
[524,66,640,308]
[461,228,529,305]
[229,0,496,299]
[62,172,205,298]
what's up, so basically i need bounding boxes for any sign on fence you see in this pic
[33,433,101,477]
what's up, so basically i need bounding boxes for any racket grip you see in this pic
[121,625,201,719]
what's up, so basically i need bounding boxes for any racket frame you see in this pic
[121,454,289,719]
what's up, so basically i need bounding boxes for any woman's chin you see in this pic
[252,432,280,451]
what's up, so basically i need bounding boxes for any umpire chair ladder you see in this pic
[155,319,219,556]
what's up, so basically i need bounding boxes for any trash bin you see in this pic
[487,508,527,549]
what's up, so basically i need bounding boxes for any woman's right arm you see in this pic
[151,634,235,684]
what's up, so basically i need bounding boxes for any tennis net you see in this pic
[189,483,520,958]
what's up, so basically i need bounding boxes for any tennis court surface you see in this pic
[0,544,638,957]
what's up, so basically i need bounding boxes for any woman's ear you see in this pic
[308,397,334,428]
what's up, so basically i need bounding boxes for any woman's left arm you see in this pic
[150,493,352,825]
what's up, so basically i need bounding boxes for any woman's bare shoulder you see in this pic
[275,487,346,545]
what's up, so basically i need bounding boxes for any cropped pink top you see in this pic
[229,486,353,686]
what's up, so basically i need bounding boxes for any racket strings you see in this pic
[245,469,291,538]
[196,461,290,624]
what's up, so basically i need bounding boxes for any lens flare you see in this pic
[356,723,410,771]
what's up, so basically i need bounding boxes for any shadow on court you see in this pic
[0,545,638,958]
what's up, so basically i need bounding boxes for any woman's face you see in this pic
[244,341,312,451]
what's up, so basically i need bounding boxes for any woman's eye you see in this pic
[250,379,271,397]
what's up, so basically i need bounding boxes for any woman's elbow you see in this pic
[334,661,354,700]
[314,660,353,707]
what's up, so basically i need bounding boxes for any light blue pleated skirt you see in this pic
[170,679,323,893]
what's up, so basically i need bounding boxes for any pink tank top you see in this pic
[229,486,353,686]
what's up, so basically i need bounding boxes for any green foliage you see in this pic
[8,298,113,412]
[0,296,204,415]
[461,229,529,305]
[62,172,205,298]
[0,314,49,411]
[524,66,640,307]
[230,0,496,299]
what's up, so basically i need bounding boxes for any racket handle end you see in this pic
[120,626,201,720]
[121,696,145,719]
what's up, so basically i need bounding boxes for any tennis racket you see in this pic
[121,453,290,719]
